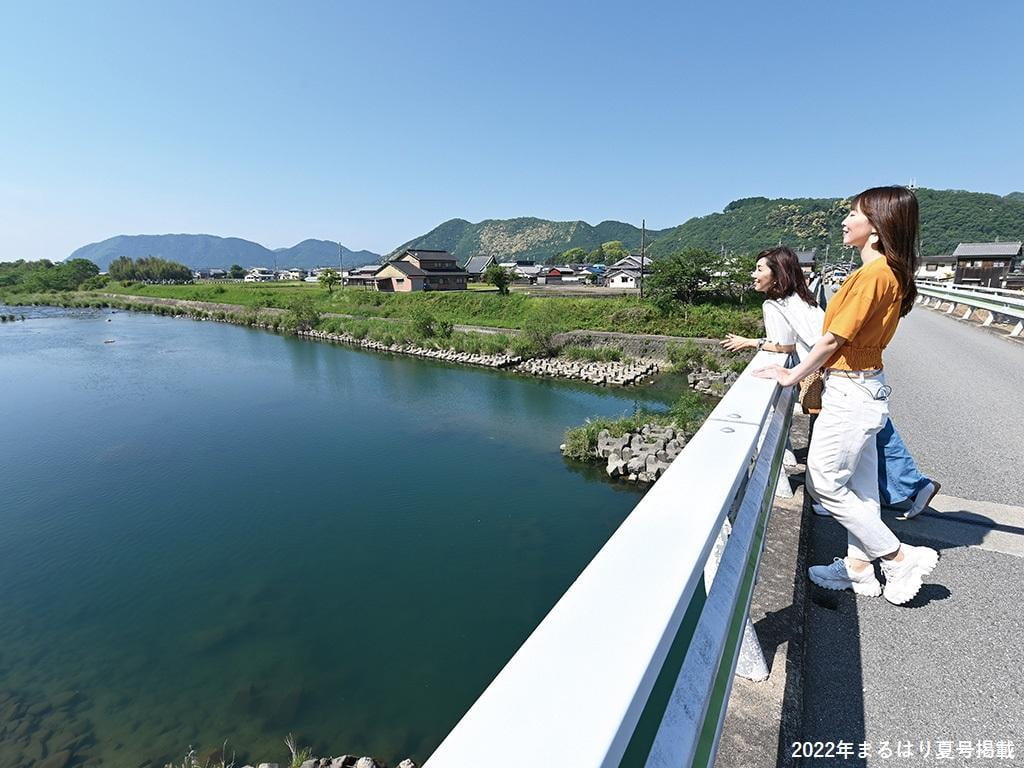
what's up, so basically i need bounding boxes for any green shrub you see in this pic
[666,340,705,368]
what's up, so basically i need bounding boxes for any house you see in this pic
[796,249,817,278]
[373,249,468,292]
[916,254,955,281]
[277,268,307,281]
[513,264,545,283]
[243,268,276,283]
[342,265,380,287]
[464,255,496,282]
[537,266,575,284]
[193,268,228,280]
[952,242,1023,287]
[605,269,641,289]
[604,255,651,288]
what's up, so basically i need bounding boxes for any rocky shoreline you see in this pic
[243,757,415,768]
[513,356,663,386]
[564,424,688,484]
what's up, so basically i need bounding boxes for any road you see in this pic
[883,301,1023,506]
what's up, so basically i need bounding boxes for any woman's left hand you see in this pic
[721,334,752,352]
[753,364,798,387]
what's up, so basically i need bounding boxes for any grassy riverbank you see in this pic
[561,388,713,461]
[87,281,762,338]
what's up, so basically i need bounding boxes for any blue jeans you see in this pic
[876,418,931,506]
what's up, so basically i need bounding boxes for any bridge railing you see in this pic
[424,351,795,768]
[915,280,1024,335]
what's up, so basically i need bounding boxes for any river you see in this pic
[0,306,674,767]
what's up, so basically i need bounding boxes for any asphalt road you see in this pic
[797,297,1024,767]
[882,304,1024,506]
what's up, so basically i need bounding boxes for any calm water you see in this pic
[0,307,665,767]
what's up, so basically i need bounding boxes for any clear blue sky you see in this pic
[2,0,1022,260]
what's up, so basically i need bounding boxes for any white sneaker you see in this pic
[905,480,941,519]
[812,502,830,517]
[808,558,882,597]
[880,545,940,605]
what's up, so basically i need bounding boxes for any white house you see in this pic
[605,269,641,289]
[244,268,276,283]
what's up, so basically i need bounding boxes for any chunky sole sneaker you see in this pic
[808,558,882,597]
[881,545,940,605]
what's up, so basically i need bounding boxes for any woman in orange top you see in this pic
[755,186,939,605]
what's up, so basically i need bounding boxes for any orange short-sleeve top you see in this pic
[822,257,902,371]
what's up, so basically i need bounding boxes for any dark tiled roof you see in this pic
[464,255,495,274]
[952,242,1023,258]
[796,249,817,265]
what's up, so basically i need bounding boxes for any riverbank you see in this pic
[5,293,749,389]
[82,281,763,338]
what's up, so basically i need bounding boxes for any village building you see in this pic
[916,254,955,281]
[796,249,817,278]
[463,255,496,282]
[603,255,651,288]
[373,249,468,292]
[952,242,1023,288]
[536,266,575,284]
[513,264,545,283]
[193,268,228,280]
[243,267,276,282]
[342,265,380,287]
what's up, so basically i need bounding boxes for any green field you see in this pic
[90,282,762,338]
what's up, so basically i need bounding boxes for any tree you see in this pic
[646,247,720,309]
[284,294,321,331]
[600,240,629,262]
[587,244,606,264]
[483,263,513,295]
[229,264,246,279]
[318,268,339,293]
[559,247,587,263]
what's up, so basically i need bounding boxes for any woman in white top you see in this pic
[722,246,939,518]
[721,246,823,359]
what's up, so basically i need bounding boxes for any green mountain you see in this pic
[391,217,666,263]
[68,234,380,271]
[647,189,1024,260]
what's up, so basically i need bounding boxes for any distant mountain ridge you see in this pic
[68,234,381,271]
[391,217,668,263]
[646,189,1024,260]
[65,188,1024,273]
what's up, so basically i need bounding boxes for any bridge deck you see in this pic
[720,300,1024,767]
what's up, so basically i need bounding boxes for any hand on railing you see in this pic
[753,364,798,387]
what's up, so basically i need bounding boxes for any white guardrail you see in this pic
[424,351,795,768]
[915,280,1024,336]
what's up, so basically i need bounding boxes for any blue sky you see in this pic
[2,0,1022,260]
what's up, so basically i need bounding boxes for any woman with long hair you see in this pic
[724,246,941,519]
[754,186,939,605]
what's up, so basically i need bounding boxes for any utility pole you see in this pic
[639,219,646,299]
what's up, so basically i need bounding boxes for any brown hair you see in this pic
[850,186,919,316]
[757,246,817,306]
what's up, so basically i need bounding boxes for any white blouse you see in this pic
[762,294,825,362]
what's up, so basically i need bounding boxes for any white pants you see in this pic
[807,371,901,561]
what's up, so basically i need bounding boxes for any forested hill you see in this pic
[647,188,1024,260]
[68,234,380,271]
[390,218,667,263]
